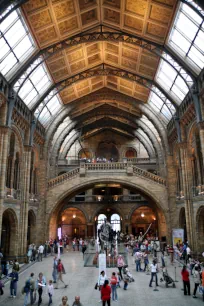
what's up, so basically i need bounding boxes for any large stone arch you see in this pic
[46,175,169,241]
[27,210,36,245]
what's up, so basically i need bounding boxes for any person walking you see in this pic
[149,259,158,287]
[117,255,124,279]
[192,265,201,298]
[101,280,111,306]
[110,272,118,301]
[59,296,69,306]
[52,256,58,283]
[47,280,54,306]
[55,259,68,289]
[36,272,46,306]
[98,270,107,303]
[23,273,35,306]
[8,269,18,298]
[201,265,204,302]
[134,251,142,272]
[181,265,190,295]
[38,245,44,262]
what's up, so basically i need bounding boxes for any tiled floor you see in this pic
[0,250,203,306]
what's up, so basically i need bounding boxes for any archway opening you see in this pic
[197,206,204,252]
[1,209,18,257]
[27,210,36,245]
[96,141,119,161]
[125,148,137,158]
[59,207,86,239]
[131,206,157,238]
[179,207,187,241]
[48,180,168,242]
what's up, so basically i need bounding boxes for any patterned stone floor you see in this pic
[0,250,203,306]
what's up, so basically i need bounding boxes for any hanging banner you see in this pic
[98,253,106,276]
[172,228,184,246]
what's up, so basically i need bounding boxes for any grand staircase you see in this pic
[47,163,166,189]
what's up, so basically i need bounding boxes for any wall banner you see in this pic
[172,228,184,246]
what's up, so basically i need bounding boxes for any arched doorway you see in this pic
[197,206,204,252]
[59,208,86,239]
[27,210,36,245]
[1,209,18,257]
[78,149,92,160]
[179,207,187,241]
[131,206,157,237]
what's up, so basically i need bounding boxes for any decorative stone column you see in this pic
[179,142,196,249]
[165,154,178,242]
[0,126,10,241]
[19,145,32,256]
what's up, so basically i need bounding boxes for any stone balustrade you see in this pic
[48,163,166,189]
[48,167,80,188]
[132,166,166,186]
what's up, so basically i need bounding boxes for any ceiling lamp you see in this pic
[153,217,156,221]
[73,213,76,218]
[141,213,145,218]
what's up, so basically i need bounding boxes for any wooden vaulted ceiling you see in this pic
[21,0,177,107]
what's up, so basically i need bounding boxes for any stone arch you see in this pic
[196,205,204,252]
[1,208,18,257]
[27,210,36,245]
[47,176,169,241]
[78,148,92,160]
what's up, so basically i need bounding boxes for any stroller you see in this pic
[122,265,135,282]
[160,268,176,288]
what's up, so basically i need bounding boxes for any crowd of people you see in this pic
[0,234,204,305]
[79,157,118,164]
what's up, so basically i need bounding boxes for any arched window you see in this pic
[6,133,15,188]
[98,214,107,225]
[111,214,121,232]
[13,152,20,190]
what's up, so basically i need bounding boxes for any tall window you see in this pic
[6,133,15,188]
[13,152,20,190]
[111,214,121,232]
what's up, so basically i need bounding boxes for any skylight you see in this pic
[0,9,35,77]
[168,2,204,72]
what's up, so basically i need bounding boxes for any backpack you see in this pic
[13,262,20,271]
[24,280,31,293]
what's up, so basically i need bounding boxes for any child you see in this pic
[47,280,54,306]
[5,261,9,276]
[117,272,121,288]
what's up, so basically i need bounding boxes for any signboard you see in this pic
[98,253,106,276]
[172,228,184,246]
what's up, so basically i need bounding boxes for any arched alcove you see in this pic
[125,148,137,158]
[59,207,87,238]
[27,210,36,245]
[131,206,157,237]
[1,209,18,257]
[197,206,204,252]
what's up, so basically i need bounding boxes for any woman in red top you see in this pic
[101,280,111,306]
[55,259,68,289]
[181,265,190,295]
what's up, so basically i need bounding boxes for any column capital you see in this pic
[23,144,33,152]
[0,125,10,134]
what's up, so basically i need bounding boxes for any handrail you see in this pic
[48,168,80,189]
[132,166,166,186]
[47,163,166,189]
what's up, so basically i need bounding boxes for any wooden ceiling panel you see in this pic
[22,0,177,106]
